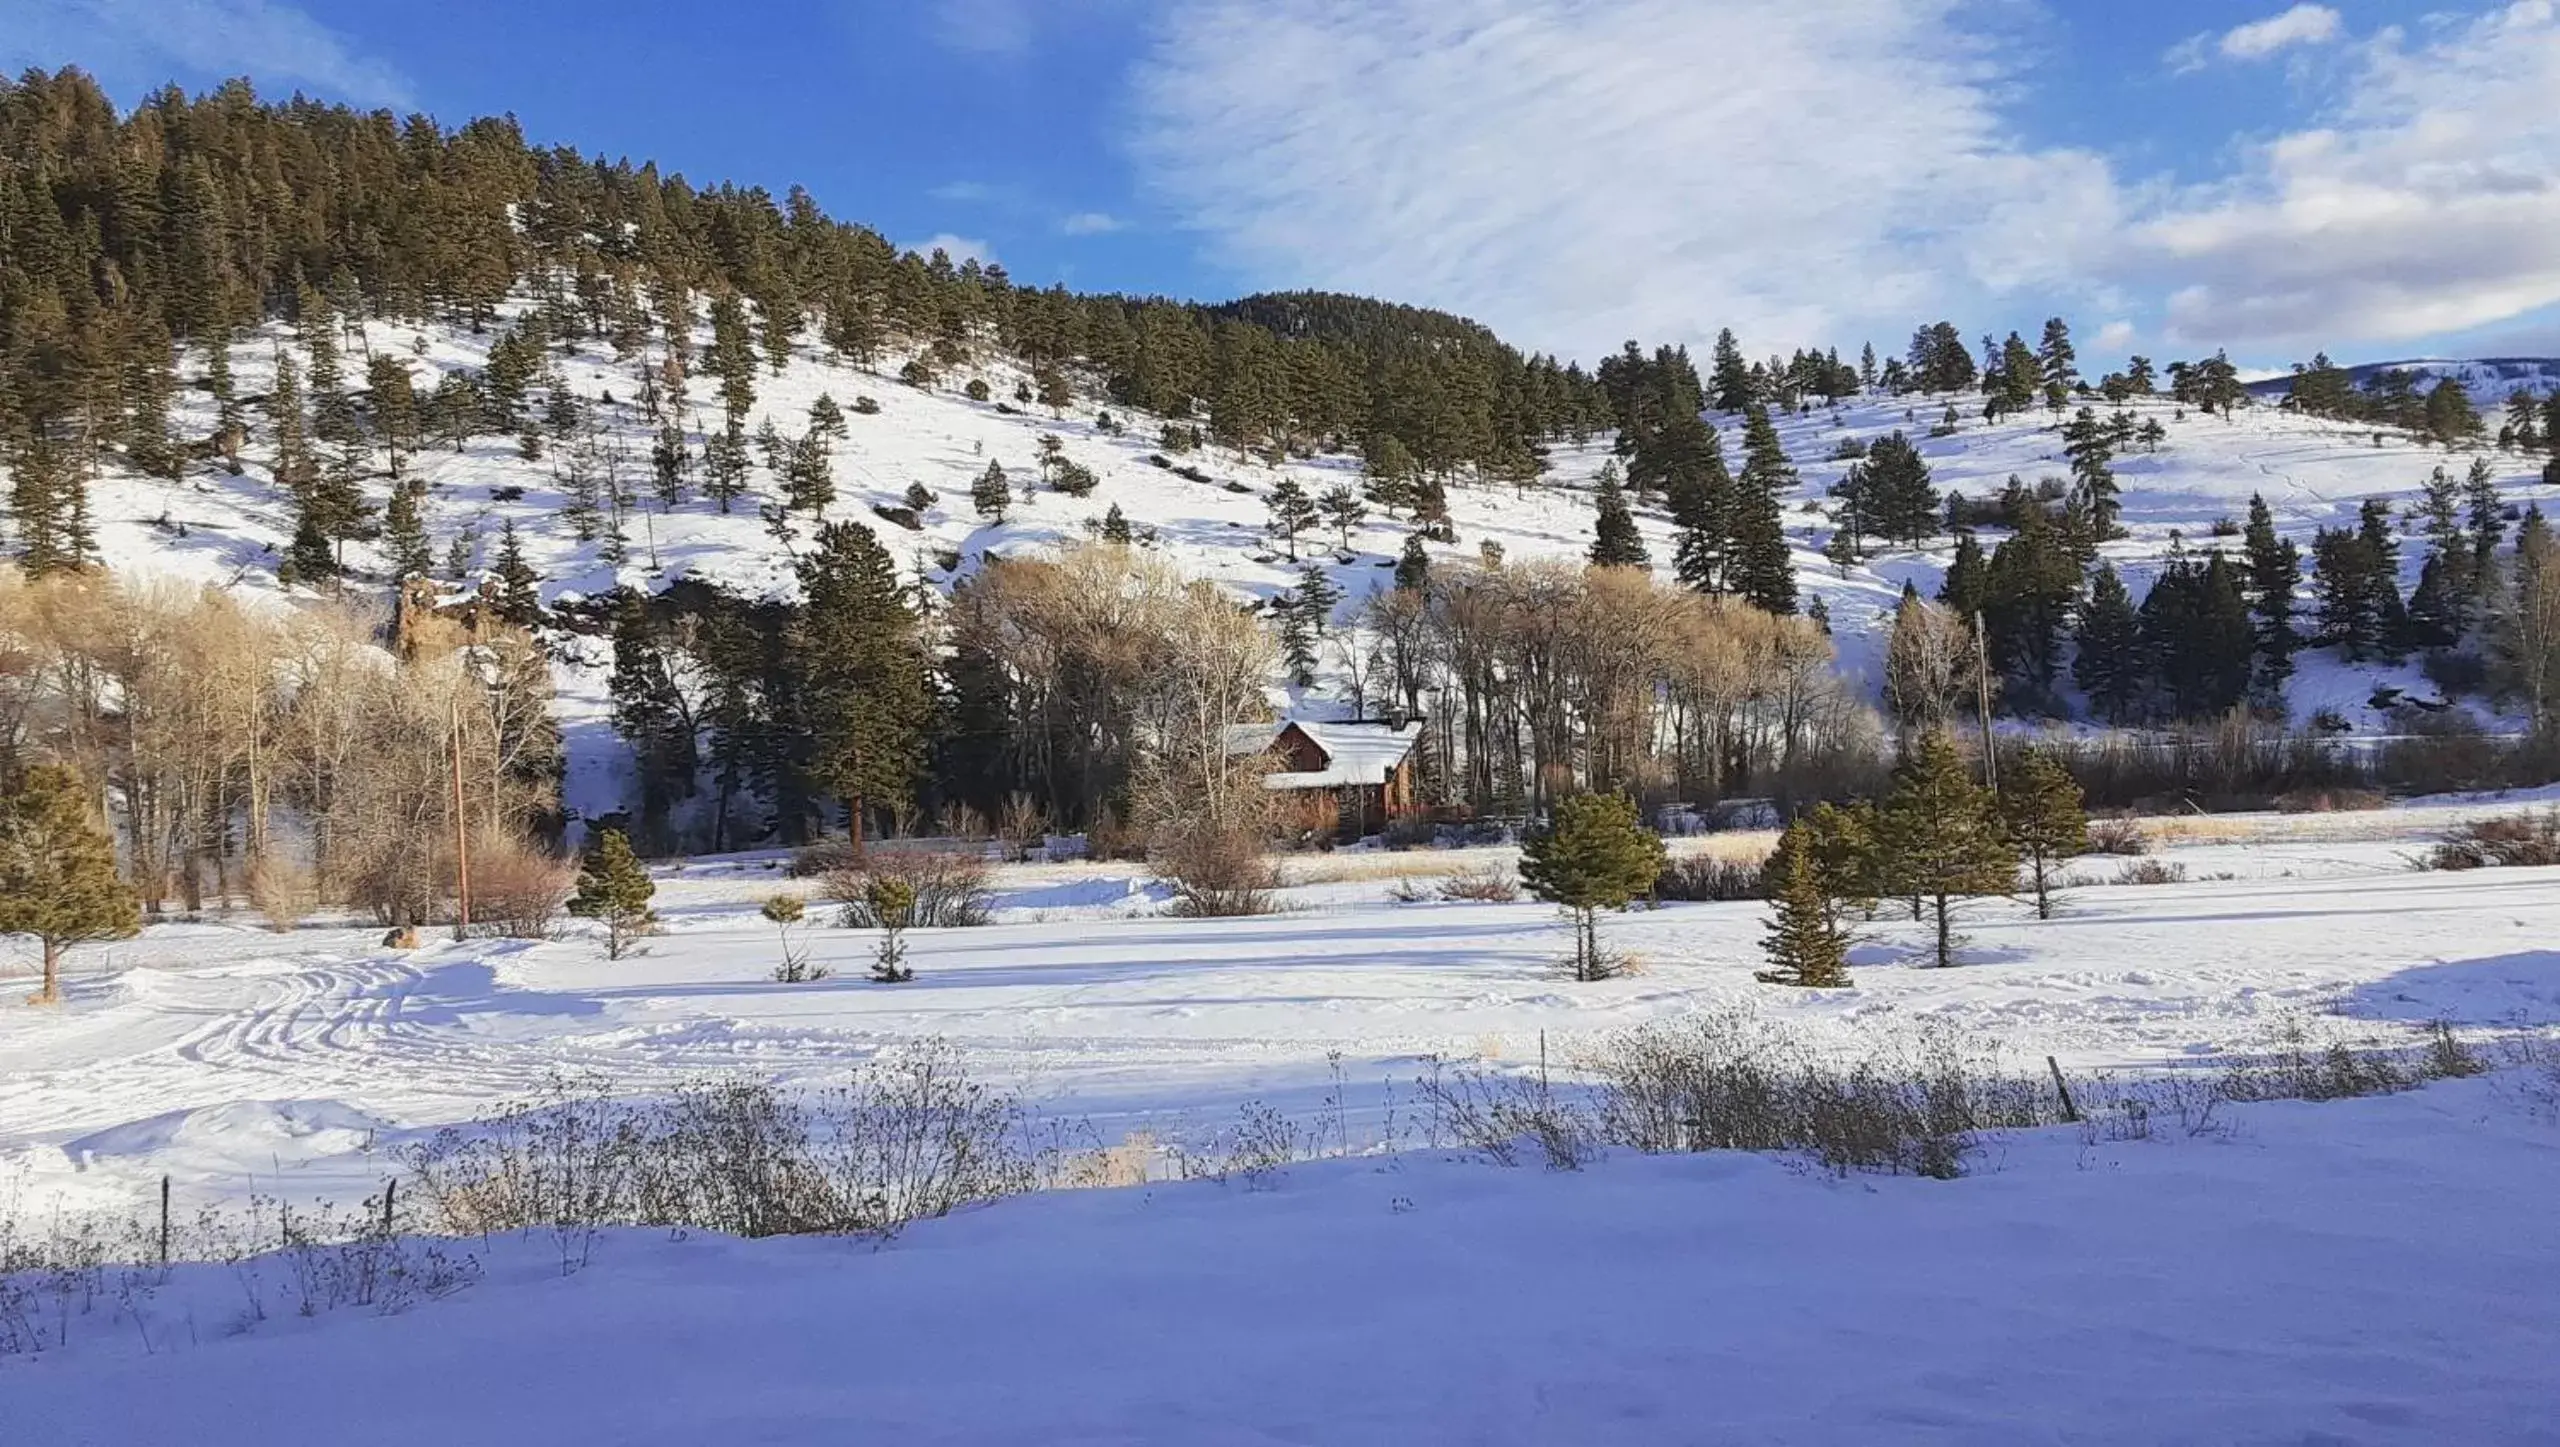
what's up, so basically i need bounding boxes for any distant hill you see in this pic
[2246,357,2560,402]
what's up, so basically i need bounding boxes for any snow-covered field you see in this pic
[9,796,2560,1439]
[9,1072,2559,1446]
[7,794,2559,1214]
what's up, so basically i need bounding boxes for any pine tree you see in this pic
[2062,408,2121,539]
[367,354,419,479]
[1874,731,2017,968]
[2002,751,2086,920]
[1265,477,1320,562]
[1394,532,1431,592]
[2073,562,2145,722]
[783,430,835,514]
[1101,502,1133,544]
[970,460,1012,523]
[1981,507,2078,707]
[1318,482,1368,552]
[382,481,433,583]
[489,519,544,628]
[0,763,140,1004]
[795,521,930,848]
[1860,431,1938,548]
[1730,405,1796,613]
[2465,457,2506,574]
[702,420,750,513]
[1938,530,1988,620]
[6,434,90,576]
[1708,328,1753,412]
[568,828,658,960]
[1519,792,1666,982]
[2241,494,2301,701]
[2036,318,2078,410]
[1588,465,1649,569]
[1754,830,1850,988]
[651,421,691,507]
[1294,560,1342,634]
[609,591,699,850]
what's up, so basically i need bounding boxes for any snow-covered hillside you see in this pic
[83,306,2560,821]
[2245,356,2560,404]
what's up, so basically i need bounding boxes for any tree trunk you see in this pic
[1932,891,1954,968]
[33,939,62,1005]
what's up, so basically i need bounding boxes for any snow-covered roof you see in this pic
[1226,720,1424,790]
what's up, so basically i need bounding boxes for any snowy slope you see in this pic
[2245,356,2560,403]
[10,1072,2560,1445]
[74,305,2560,818]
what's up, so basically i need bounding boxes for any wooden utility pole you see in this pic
[450,685,472,940]
[1973,611,1999,795]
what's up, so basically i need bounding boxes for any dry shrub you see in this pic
[786,838,860,878]
[244,857,319,932]
[1437,864,1520,902]
[2427,809,2560,871]
[1654,854,1765,902]
[403,1041,1034,1242]
[824,849,995,928]
[1154,820,1278,918]
[466,836,577,939]
[2274,787,2386,814]
[2084,815,2148,855]
[342,837,445,928]
[2111,858,2187,886]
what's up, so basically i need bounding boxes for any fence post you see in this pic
[2047,1055,2081,1124]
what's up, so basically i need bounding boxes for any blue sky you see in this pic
[8,0,2559,373]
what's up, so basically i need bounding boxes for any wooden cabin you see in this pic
[1224,719,1426,840]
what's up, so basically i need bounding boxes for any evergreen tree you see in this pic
[609,591,700,850]
[2073,562,2145,723]
[367,354,419,479]
[1938,530,1988,620]
[489,519,544,628]
[569,828,658,960]
[2001,750,2086,920]
[1519,791,1666,982]
[2036,317,2078,410]
[1101,502,1133,544]
[1588,465,1649,569]
[1874,731,2016,968]
[971,460,1011,523]
[2424,379,2482,444]
[1708,328,1753,412]
[2241,494,2302,701]
[1265,477,1320,561]
[651,421,692,507]
[2061,408,2121,539]
[702,420,750,513]
[1981,507,2079,708]
[382,481,434,584]
[1860,431,1938,548]
[1318,482,1368,552]
[6,434,90,576]
[795,521,930,847]
[1394,532,1431,592]
[783,430,835,515]
[2465,456,2506,574]
[0,763,140,1004]
[1730,405,1796,613]
[1754,831,1850,988]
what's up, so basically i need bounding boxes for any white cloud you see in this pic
[906,234,998,267]
[2220,4,2344,61]
[1129,0,2118,360]
[1132,0,2560,363]
[2138,1,2560,349]
[1058,211,1125,236]
[2093,319,2137,352]
[929,0,1037,57]
[0,0,413,107]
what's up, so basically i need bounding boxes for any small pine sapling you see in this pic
[868,876,917,983]
[762,894,824,982]
[569,828,658,959]
[1519,792,1667,982]
[1754,835,1851,988]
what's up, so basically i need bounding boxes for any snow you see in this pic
[6,794,2558,1220]
[8,1074,2559,1444]
[1228,718,1425,789]
[67,309,2560,828]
